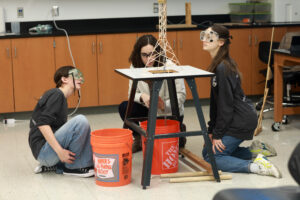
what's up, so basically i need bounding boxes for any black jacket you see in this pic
[28,88,68,159]
[208,62,257,140]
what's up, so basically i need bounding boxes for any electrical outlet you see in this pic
[153,2,158,13]
[17,7,24,18]
[52,6,59,17]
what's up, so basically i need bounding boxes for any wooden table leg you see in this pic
[274,55,283,123]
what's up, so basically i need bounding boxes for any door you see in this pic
[97,33,137,106]
[230,28,253,95]
[0,39,14,113]
[287,26,300,32]
[12,37,55,112]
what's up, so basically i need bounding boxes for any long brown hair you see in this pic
[129,34,164,68]
[207,24,241,79]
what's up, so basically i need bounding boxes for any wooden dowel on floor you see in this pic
[161,170,222,178]
[180,148,212,172]
[169,174,232,183]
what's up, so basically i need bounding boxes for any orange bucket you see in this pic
[91,129,133,187]
[141,119,180,175]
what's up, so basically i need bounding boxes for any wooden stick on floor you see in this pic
[254,27,275,136]
[161,170,222,178]
[179,148,212,172]
[169,174,232,183]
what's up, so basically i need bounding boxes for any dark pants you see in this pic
[118,101,184,135]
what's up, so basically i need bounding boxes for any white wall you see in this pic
[270,0,300,22]
[0,0,238,22]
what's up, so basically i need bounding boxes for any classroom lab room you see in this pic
[0,0,300,199]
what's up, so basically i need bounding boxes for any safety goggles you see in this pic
[141,52,157,58]
[69,68,84,84]
[200,30,219,42]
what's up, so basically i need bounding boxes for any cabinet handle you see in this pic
[248,35,252,46]
[173,39,176,49]
[92,42,95,54]
[6,48,10,58]
[254,35,258,46]
[99,42,103,53]
[14,47,17,58]
[180,39,183,49]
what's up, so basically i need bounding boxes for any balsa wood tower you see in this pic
[146,0,180,71]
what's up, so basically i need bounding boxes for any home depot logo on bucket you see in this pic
[93,153,119,182]
[162,141,179,170]
[140,119,180,175]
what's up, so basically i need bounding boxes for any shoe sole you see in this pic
[63,171,94,178]
[271,163,282,178]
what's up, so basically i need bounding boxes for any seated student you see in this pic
[201,24,281,178]
[28,66,94,177]
[118,34,186,153]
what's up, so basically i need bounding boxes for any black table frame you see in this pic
[116,72,220,189]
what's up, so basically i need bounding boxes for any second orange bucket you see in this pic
[140,119,180,175]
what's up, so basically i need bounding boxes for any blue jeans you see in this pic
[202,135,252,173]
[37,115,93,170]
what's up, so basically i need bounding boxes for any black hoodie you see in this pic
[208,62,257,140]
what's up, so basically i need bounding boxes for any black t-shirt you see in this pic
[28,88,68,159]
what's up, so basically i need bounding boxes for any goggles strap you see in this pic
[70,72,76,94]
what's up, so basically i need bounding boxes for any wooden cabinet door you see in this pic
[0,39,14,113]
[12,37,55,112]
[177,30,211,99]
[54,35,98,108]
[230,28,253,95]
[251,27,287,95]
[287,26,300,32]
[97,33,137,106]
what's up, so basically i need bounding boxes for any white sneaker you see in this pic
[253,154,282,178]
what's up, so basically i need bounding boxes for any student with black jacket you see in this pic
[201,24,281,178]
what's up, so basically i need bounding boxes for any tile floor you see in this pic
[0,101,299,200]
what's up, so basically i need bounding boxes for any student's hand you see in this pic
[212,139,226,154]
[140,93,150,108]
[158,97,165,111]
[58,149,76,164]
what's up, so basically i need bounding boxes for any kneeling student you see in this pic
[201,24,281,178]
